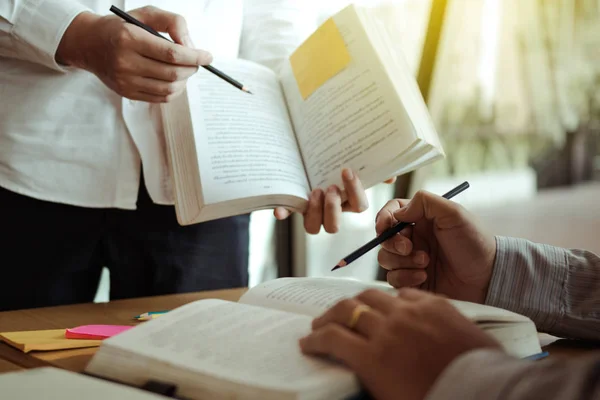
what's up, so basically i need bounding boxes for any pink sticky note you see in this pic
[65,325,133,340]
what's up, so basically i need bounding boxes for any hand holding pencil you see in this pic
[57,5,212,102]
[372,183,497,305]
[56,5,250,103]
[332,182,469,271]
[109,6,251,94]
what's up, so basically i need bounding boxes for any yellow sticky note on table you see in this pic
[290,18,351,100]
[0,329,102,353]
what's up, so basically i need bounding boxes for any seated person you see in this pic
[300,190,600,400]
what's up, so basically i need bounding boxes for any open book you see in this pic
[162,4,445,225]
[85,277,542,400]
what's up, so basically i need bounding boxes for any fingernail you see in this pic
[342,168,353,181]
[414,253,425,264]
[394,241,407,254]
[198,50,213,65]
[327,185,337,194]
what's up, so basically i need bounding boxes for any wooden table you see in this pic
[0,288,246,372]
[0,287,598,374]
[0,359,23,373]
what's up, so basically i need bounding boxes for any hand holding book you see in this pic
[274,168,369,234]
[162,4,445,225]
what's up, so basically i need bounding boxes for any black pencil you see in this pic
[109,6,252,94]
[331,181,470,271]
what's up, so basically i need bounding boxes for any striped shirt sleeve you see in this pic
[427,349,600,400]
[485,236,600,340]
[426,236,600,400]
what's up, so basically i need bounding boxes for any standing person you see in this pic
[0,1,370,311]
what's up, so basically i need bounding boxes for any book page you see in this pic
[280,6,418,190]
[97,299,358,396]
[187,59,310,205]
[448,299,530,322]
[239,277,395,317]
[238,277,541,359]
[0,368,163,400]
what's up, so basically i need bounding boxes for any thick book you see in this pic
[161,4,445,225]
[85,277,542,400]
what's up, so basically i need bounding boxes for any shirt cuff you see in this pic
[485,236,568,332]
[425,349,529,400]
[11,0,91,72]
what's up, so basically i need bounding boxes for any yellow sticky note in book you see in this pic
[290,18,351,99]
[0,329,102,353]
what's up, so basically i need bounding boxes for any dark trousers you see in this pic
[0,177,249,311]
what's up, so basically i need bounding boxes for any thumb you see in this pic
[393,190,464,228]
[132,6,198,49]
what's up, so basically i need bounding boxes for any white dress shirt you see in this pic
[0,0,316,209]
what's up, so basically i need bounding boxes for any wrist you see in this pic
[56,11,101,68]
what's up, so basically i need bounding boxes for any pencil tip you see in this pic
[331,260,346,271]
[242,87,252,94]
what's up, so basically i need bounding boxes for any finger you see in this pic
[377,248,429,270]
[323,185,342,234]
[129,76,186,97]
[355,289,398,314]
[131,6,194,47]
[384,176,397,184]
[396,287,431,301]
[125,91,171,103]
[387,269,427,288]
[274,207,292,220]
[303,189,324,234]
[299,324,370,373]
[131,53,198,82]
[136,36,212,67]
[341,168,368,213]
[312,298,384,338]
[393,190,467,229]
[375,199,407,235]
[379,231,413,255]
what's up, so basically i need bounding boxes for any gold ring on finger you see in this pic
[347,304,371,329]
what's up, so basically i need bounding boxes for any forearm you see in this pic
[0,0,91,71]
[486,236,600,340]
[427,349,600,400]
